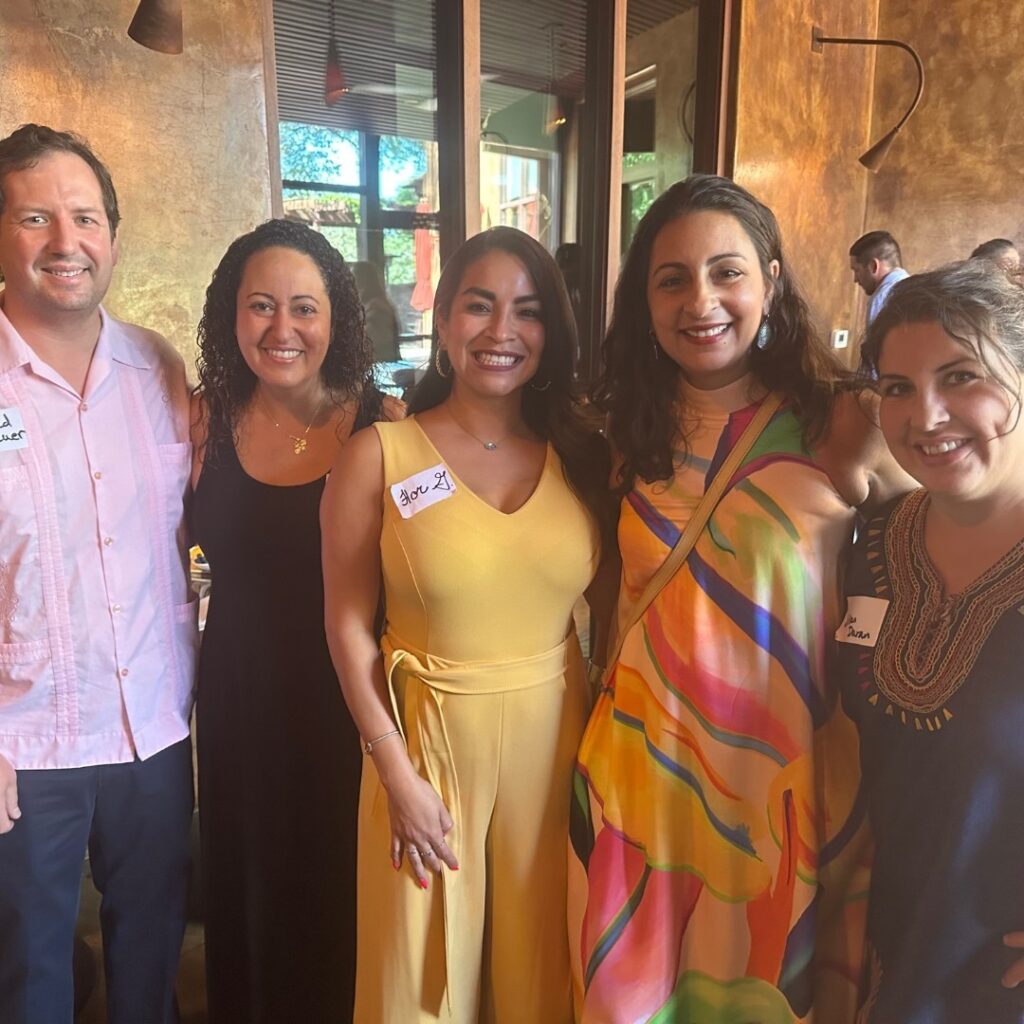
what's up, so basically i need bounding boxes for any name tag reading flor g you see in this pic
[0,407,28,452]
[390,463,456,519]
[835,595,890,648]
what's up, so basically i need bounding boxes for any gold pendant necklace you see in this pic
[258,390,326,455]
[446,403,510,451]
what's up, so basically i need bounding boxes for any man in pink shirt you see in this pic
[0,125,197,1023]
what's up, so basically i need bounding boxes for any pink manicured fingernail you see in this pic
[451,865,459,871]
[419,879,429,890]
[392,859,400,871]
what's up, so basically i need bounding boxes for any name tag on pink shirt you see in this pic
[390,463,456,519]
[0,407,28,451]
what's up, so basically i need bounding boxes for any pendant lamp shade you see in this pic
[325,36,348,106]
[127,0,183,55]
[324,0,349,106]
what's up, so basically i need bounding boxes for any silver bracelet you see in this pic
[362,729,401,755]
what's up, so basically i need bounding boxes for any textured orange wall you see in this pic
[0,1,274,369]
[864,0,1024,274]
[731,0,881,358]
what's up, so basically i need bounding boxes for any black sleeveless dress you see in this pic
[192,400,375,1024]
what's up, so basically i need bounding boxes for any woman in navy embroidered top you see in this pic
[839,260,1024,1022]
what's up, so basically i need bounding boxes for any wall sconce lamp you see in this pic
[811,26,924,172]
[324,0,349,106]
[127,0,183,55]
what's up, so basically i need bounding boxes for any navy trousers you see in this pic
[0,738,193,1024]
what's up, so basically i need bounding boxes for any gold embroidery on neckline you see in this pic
[870,490,1024,718]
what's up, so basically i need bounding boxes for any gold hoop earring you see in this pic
[434,347,452,378]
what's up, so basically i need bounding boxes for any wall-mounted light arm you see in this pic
[812,26,925,172]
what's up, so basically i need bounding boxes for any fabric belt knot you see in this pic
[381,631,572,1013]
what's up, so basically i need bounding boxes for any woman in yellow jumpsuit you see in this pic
[322,227,611,1023]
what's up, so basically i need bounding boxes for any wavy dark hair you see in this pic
[409,226,613,541]
[593,174,848,491]
[195,218,378,461]
[862,260,1024,420]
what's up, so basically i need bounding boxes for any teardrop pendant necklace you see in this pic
[257,390,326,455]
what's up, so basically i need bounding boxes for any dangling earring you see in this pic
[755,315,772,350]
[434,347,452,378]
[529,377,551,392]
[648,328,662,359]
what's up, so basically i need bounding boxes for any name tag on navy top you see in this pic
[390,463,456,519]
[835,595,890,647]
[0,407,28,451]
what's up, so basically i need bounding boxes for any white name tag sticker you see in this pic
[0,407,28,452]
[835,595,890,647]
[390,463,456,519]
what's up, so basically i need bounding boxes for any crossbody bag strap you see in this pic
[601,391,784,681]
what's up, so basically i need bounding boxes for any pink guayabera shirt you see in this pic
[0,305,197,770]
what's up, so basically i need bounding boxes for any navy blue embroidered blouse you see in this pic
[839,490,1024,1024]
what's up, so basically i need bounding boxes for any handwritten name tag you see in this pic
[835,595,890,647]
[390,463,456,519]
[0,407,28,452]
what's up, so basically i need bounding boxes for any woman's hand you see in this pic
[1002,932,1024,988]
[0,754,20,834]
[384,768,460,888]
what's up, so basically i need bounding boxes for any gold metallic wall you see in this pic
[731,0,881,361]
[0,0,274,371]
[865,0,1024,274]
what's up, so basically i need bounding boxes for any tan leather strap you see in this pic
[602,391,784,680]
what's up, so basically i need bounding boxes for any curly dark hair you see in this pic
[409,226,614,543]
[592,174,849,491]
[195,218,378,461]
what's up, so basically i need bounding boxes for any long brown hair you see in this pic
[410,227,614,543]
[593,175,849,492]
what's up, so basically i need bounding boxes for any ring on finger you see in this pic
[407,846,421,857]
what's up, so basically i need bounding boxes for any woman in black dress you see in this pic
[190,219,392,1023]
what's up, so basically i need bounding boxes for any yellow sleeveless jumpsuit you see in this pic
[354,417,599,1023]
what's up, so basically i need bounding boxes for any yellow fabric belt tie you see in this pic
[381,632,574,1013]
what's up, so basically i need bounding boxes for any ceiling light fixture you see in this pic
[324,0,349,107]
[127,0,183,54]
[812,26,925,172]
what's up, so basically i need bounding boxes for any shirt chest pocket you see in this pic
[0,463,46,650]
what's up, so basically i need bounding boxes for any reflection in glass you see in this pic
[621,1,699,249]
[478,0,587,254]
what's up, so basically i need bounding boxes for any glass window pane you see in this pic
[282,188,361,262]
[621,1,699,248]
[479,0,587,253]
[383,226,439,364]
[379,136,439,212]
[279,122,361,187]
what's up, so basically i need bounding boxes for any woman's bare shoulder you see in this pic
[821,386,914,512]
